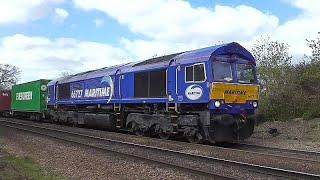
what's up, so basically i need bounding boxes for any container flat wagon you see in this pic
[11,79,50,120]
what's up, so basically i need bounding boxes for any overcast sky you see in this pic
[0,0,319,83]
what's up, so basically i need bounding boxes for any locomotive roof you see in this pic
[176,42,255,62]
[51,63,133,85]
[133,52,184,67]
[50,42,254,85]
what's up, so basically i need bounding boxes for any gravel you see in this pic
[1,117,319,179]
[4,119,319,171]
[0,126,202,180]
[0,123,266,179]
[248,118,320,152]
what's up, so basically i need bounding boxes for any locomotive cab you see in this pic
[208,56,259,142]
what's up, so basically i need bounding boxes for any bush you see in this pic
[252,35,320,121]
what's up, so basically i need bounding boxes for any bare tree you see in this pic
[251,36,294,121]
[151,54,158,58]
[0,64,20,90]
[306,32,320,63]
[251,36,292,94]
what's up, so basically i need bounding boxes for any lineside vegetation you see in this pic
[0,155,65,180]
[252,33,320,121]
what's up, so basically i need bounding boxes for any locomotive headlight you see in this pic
[253,101,258,108]
[214,101,221,108]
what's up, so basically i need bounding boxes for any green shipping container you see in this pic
[11,79,51,113]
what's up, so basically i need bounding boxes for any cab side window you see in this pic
[186,63,206,83]
[186,66,193,82]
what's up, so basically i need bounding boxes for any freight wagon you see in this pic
[0,91,11,116]
[11,79,51,120]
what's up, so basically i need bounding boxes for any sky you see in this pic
[0,0,319,83]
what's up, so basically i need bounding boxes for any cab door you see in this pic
[167,60,180,102]
[113,70,121,100]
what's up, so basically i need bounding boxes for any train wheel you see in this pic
[133,123,144,136]
[186,133,203,144]
[72,121,78,127]
[158,128,170,140]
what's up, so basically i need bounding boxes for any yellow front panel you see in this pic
[211,83,259,104]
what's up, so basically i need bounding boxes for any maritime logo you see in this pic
[101,75,114,104]
[185,84,203,100]
[224,90,246,96]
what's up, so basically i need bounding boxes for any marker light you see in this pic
[253,101,258,108]
[214,101,221,108]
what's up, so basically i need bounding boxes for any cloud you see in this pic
[272,0,320,56]
[120,38,203,60]
[0,0,64,24]
[0,34,129,83]
[74,0,320,60]
[93,18,104,27]
[1,0,319,83]
[52,8,69,24]
[74,0,278,43]
[74,0,280,59]
[289,0,320,15]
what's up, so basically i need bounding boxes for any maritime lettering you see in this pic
[71,87,110,99]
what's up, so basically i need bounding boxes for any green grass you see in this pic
[0,155,66,180]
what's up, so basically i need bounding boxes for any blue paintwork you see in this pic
[47,42,257,115]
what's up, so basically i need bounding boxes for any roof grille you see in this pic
[133,52,184,67]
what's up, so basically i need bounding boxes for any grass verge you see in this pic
[0,155,66,180]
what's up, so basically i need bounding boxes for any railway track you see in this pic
[0,119,228,179]
[228,143,320,162]
[213,142,320,175]
[0,119,320,179]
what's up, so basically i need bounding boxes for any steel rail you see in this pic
[212,143,320,165]
[0,120,231,180]
[1,119,320,179]
[236,143,320,160]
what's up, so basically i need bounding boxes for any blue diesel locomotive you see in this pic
[47,42,259,143]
